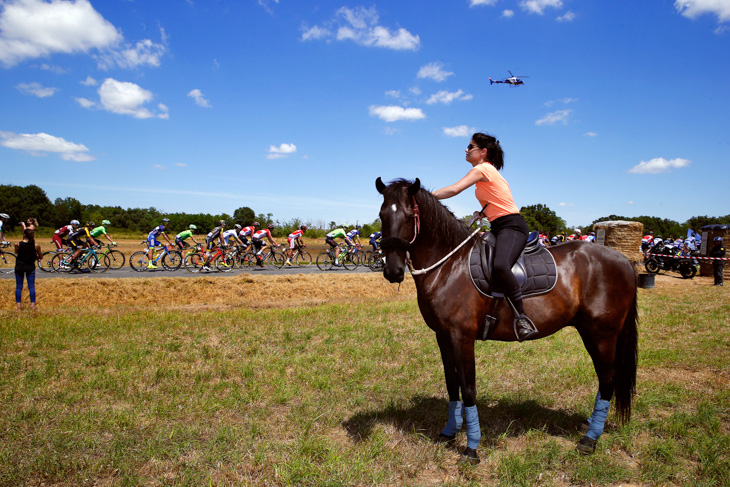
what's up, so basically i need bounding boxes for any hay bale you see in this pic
[593,220,644,265]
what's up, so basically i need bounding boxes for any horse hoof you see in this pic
[436,433,455,444]
[580,420,590,434]
[458,447,480,465]
[576,435,596,454]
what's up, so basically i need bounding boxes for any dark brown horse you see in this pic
[376,177,637,463]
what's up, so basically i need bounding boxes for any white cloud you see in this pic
[558,202,574,207]
[629,157,692,174]
[535,109,572,125]
[545,97,578,107]
[502,10,515,18]
[385,89,401,98]
[426,89,473,104]
[267,143,297,159]
[175,162,187,167]
[443,125,474,137]
[417,62,454,82]
[583,132,598,137]
[470,0,498,7]
[188,88,212,108]
[16,81,57,97]
[557,10,575,22]
[80,76,98,86]
[301,6,420,51]
[90,78,167,119]
[94,37,167,70]
[0,130,94,161]
[0,0,121,67]
[74,97,95,109]
[153,164,166,170]
[675,0,730,23]
[626,201,635,205]
[520,0,563,15]
[369,105,426,122]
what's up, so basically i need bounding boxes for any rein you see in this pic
[409,226,483,276]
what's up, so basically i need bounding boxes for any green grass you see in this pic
[0,287,728,486]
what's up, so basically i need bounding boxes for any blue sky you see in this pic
[1,0,729,228]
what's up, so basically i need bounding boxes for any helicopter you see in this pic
[489,71,529,86]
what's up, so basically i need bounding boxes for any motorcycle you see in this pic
[644,243,697,279]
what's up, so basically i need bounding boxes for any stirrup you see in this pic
[514,314,538,342]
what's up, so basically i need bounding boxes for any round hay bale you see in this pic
[593,220,644,266]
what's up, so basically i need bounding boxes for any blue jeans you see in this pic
[15,268,36,304]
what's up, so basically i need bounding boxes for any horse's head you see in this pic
[376,177,420,283]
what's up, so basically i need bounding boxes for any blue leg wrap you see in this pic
[463,405,481,449]
[441,401,463,437]
[586,391,611,440]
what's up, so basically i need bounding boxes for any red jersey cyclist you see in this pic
[238,221,260,251]
[53,219,79,250]
[252,223,280,266]
[285,225,307,266]
[433,132,537,342]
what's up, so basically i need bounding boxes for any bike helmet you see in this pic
[301,225,307,231]
[714,236,723,243]
[87,221,96,227]
[235,224,242,230]
[70,220,80,225]
[162,218,170,223]
[218,220,226,226]
[267,223,275,229]
[0,213,8,219]
[189,224,197,230]
[102,220,111,225]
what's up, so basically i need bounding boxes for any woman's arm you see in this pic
[433,168,484,200]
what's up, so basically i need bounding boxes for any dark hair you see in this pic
[472,132,504,171]
[23,228,35,244]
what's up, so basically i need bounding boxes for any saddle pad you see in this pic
[469,242,558,298]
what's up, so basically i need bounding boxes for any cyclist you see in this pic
[252,223,280,266]
[368,231,382,252]
[238,221,260,251]
[285,225,307,266]
[175,224,202,253]
[202,220,227,271]
[90,220,116,246]
[67,221,99,270]
[347,225,363,248]
[223,224,245,247]
[147,218,173,269]
[325,227,355,266]
[53,220,79,250]
[0,213,9,244]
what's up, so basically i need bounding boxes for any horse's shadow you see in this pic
[342,394,589,448]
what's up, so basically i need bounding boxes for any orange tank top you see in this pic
[473,162,520,222]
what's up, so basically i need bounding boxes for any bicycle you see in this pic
[366,249,385,272]
[287,242,312,267]
[316,243,358,271]
[242,244,286,270]
[184,245,235,273]
[39,246,72,272]
[0,243,17,274]
[52,245,110,273]
[98,243,125,270]
[129,243,182,271]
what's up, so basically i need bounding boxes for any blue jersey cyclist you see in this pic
[147,219,173,269]
[346,225,363,247]
[369,231,382,251]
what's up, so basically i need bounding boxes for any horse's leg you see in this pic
[577,328,617,453]
[451,335,481,464]
[435,332,463,441]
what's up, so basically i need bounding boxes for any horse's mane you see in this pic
[384,178,471,246]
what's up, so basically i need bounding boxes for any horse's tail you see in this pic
[614,283,638,424]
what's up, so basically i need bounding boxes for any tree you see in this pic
[0,184,55,228]
[233,206,256,226]
[520,204,567,235]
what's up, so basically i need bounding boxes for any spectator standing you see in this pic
[21,218,38,231]
[14,228,42,311]
[710,237,725,286]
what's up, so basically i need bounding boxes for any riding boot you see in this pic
[510,295,538,342]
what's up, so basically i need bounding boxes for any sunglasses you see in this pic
[467,144,481,151]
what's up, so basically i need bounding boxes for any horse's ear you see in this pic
[408,178,421,197]
[375,177,386,194]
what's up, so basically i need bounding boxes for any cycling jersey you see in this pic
[148,225,166,238]
[239,226,256,238]
[346,229,359,239]
[253,229,272,241]
[369,232,381,240]
[206,226,224,241]
[288,229,304,240]
[222,229,238,244]
[68,226,91,241]
[326,228,346,239]
[176,230,194,241]
[90,226,108,238]
[55,225,74,237]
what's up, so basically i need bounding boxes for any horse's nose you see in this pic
[383,267,404,283]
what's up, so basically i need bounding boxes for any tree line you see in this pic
[2,184,727,240]
[0,184,381,239]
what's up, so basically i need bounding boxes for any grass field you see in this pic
[1,272,728,486]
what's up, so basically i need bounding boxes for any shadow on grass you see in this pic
[342,394,589,448]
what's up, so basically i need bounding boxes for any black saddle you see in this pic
[469,231,558,298]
